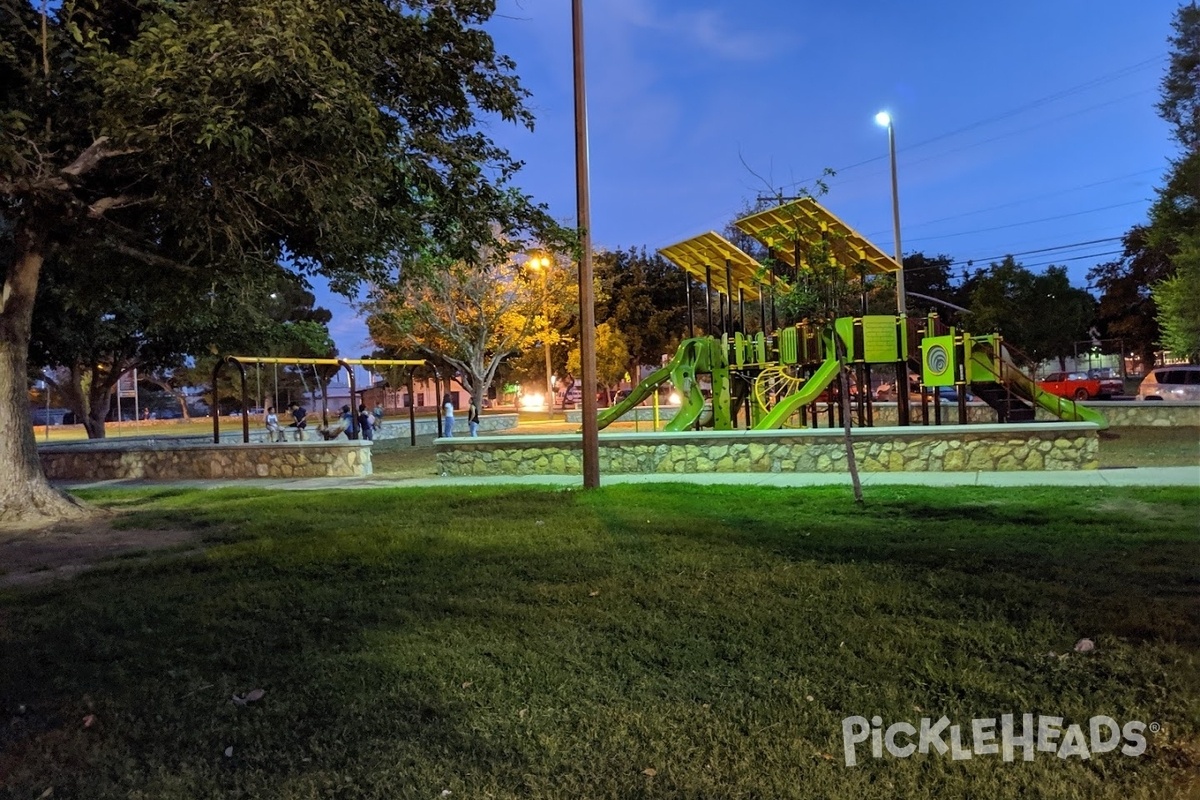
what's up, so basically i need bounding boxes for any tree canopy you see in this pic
[964,258,1096,367]
[1,0,555,522]
[365,252,544,414]
[1148,2,1200,361]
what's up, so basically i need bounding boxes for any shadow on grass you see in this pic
[1,485,1197,799]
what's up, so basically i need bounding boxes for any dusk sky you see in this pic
[325,1,1176,357]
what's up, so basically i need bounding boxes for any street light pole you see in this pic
[573,0,600,488]
[529,256,554,418]
[876,112,907,315]
[543,270,553,418]
[876,111,910,425]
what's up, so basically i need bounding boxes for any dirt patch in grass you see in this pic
[0,522,197,589]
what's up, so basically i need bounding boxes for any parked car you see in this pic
[1037,371,1120,401]
[1137,365,1200,401]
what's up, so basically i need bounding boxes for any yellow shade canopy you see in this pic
[734,199,900,275]
[658,231,783,300]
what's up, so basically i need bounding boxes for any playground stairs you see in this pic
[970,382,1036,422]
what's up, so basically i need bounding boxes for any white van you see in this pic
[1137,365,1200,401]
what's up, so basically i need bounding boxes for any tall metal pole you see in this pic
[887,121,906,316]
[886,118,911,426]
[573,0,600,488]
[543,268,554,419]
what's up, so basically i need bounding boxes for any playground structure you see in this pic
[598,313,1108,433]
[597,199,1108,434]
[211,356,425,444]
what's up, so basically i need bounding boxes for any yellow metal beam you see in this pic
[226,357,425,367]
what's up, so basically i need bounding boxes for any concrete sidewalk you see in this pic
[54,466,1199,492]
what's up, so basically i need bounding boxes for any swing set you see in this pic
[212,356,427,444]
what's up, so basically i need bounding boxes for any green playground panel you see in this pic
[779,327,799,365]
[921,334,956,387]
[861,315,905,363]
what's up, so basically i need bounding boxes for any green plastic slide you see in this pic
[596,359,677,430]
[664,383,706,432]
[967,349,1109,430]
[597,337,717,431]
[752,355,841,430]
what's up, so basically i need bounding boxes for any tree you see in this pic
[1088,227,1172,368]
[1157,1,1200,152]
[567,322,631,402]
[365,254,543,418]
[594,247,696,375]
[964,258,1095,367]
[1,0,551,522]
[1149,3,1200,356]
[1154,237,1200,361]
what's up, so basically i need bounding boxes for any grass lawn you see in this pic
[1098,427,1200,468]
[1,485,1198,799]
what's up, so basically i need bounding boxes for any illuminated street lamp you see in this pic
[527,255,555,417]
[876,110,911,425]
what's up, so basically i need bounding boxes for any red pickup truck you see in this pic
[1037,371,1121,401]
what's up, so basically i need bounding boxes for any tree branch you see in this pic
[60,136,141,183]
[88,194,146,218]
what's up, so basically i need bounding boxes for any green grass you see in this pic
[1098,427,1200,468]
[1,485,1197,799]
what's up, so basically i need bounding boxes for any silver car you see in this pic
[1137,365,1200,401]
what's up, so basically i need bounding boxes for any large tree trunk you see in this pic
[0,226,90,525]
[56,364,113,439]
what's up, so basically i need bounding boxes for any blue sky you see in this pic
[324,0,1176,356]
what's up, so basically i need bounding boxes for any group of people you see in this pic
[264,403,377,442]
[440,398,480,438]
[263,396,482,442]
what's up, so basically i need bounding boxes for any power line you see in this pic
[778,55,1163,192]
[841,91,1158,202]
[903,199,1148,244]
[948,237,1124,266]
[863,168,1162,239]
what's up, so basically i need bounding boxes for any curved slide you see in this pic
[968,347,1109,430]
[597,359,678,430]
[664,384,706,432]
[597,337,716,431]
[752,355,841,430]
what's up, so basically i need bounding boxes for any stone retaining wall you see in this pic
[373,412,518,440]
[40,440,372,480]
[209,413,519,443]
[437,423,1100,476]
[574,401,1200,429]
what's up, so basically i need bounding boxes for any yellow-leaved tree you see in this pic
[365,251,560,414]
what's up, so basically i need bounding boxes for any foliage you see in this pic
[593,247,695,368]
[1152,235,1200,361]
[1,484,1197,798]
[1147,3,1200,359]
[567,321,630,396]
[1087,227,1172,368]
[964,258,1096,366]
[0,0,554,515]
[769,239,864,325]
[1157,1,1200,151]
[365,252,543,412]
[26,253,327,434]
[502,251,578,389]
